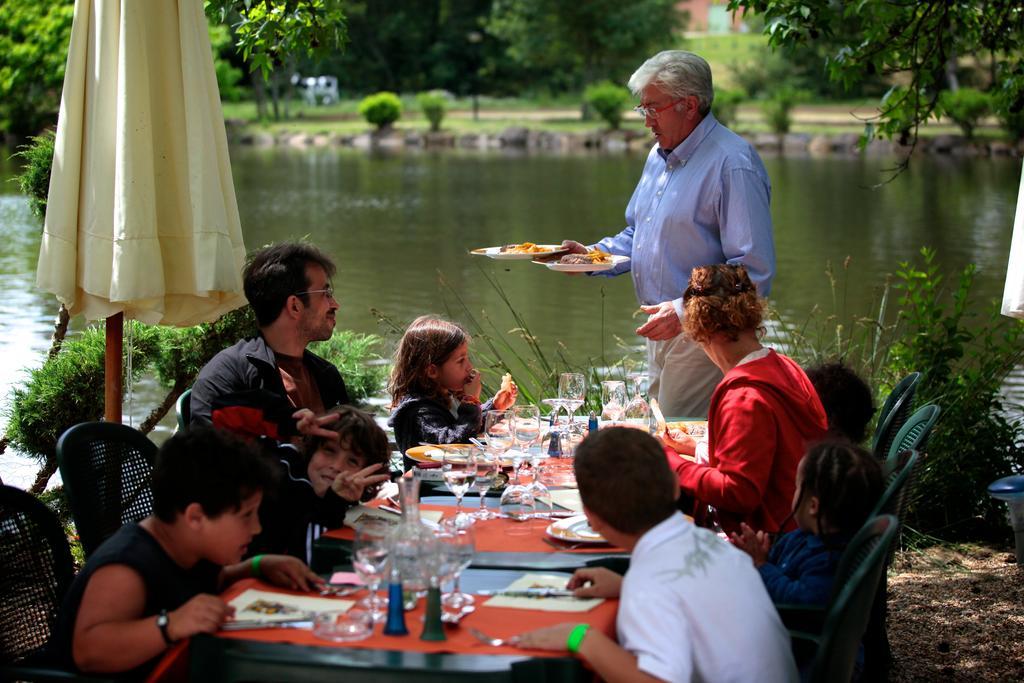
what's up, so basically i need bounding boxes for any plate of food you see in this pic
[666,420,708,439]
[470,243,569,260]
[546,514,607,544]
[537,249,629,273]
[405,444,476,463]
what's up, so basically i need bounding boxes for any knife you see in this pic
[221,617,314,631]
[477,588,577,598]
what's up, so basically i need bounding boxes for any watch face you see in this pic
[157,613,168,627]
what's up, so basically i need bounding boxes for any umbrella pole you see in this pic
[105,313,123,423]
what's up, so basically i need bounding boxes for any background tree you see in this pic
[0,0,74,141]
[728,0,1024,156]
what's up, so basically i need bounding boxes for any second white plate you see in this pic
[539,255,630,273]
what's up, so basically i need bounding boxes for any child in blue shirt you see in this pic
[732,440,884,605]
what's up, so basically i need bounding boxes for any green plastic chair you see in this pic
[885,403,940,465]
[175,387,192,432]
[871,372,920,459]
[792,515,900,683]
[56,422,158,558]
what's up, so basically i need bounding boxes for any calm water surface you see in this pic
[2,147,1021,487]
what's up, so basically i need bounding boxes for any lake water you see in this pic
[2,146,1022,488]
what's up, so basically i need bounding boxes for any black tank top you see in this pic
[49,523,220,676]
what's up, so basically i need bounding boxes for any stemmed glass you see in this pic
[470,450,499,520]
[601,380,627,425]
[352,519,391,622]
[438,518,476,610]
[623,373,651,429]
[558,373,586,425]
[442,449,477,524]
[511,404,541,484]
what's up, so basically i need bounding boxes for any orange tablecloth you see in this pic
[323,502,622,554]
[147,578,618,682]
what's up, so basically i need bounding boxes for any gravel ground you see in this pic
[888,544,1024,681]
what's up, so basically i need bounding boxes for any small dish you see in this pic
[312,608,373,642]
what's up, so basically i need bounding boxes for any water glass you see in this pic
[352,520,391,622]
[437,518,476,610]
[499,485,535,536]
[484,410,514,454]
[600,380,627,424]
[512,404,541,482]
[558,373,586,422]
[442,449,477,524]
[471,451,499,520]
[623,372,651,429]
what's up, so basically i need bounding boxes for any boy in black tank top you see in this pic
[50,427,324,676]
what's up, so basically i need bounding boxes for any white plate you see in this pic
[538,254,630,273]
[546,514,607,544]
[470,245,569,260]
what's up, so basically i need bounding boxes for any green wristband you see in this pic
[566,624,590,653]
[251,554,264,579]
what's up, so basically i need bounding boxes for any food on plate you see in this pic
[559,249,612,265]
[500,242,550,254]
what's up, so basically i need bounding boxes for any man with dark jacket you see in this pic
[190,242,350,439]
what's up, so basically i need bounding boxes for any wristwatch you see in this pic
[156,609,175,645]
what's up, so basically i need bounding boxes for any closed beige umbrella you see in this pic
[36,0,247,420]
[1002,160,1024,320]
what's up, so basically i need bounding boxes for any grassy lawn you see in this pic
[680,33,771,90]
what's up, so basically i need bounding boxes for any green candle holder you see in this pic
[420,585,446,641]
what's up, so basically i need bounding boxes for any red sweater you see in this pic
[669,350,827,536]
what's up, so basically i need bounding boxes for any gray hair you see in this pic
[628,50,714,116]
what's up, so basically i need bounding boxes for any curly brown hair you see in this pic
[301,405,391,502]
[682,264,766,343]
[388,315,469,407]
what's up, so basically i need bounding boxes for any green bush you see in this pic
[712,89,745,129]
[358,92,403,130]
[154,307,257,388]
[416,91,447,132]
[993,87,1024,142]
[309,330,389,404]
[584,81,631,130]
[5,323,162,461]
[939,88,991,139]
[14,130,55,219]
[760,87,802,135]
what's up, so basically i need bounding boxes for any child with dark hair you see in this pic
[805,361,875,443]
[388,315,517,468]
[516,428,797,683]
[50,428,322,676]
[731,440,884,605]
[250,405,393,562]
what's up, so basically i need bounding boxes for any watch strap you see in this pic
[157,609,174,645]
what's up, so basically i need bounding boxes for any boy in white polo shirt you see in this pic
[516,428,797,683]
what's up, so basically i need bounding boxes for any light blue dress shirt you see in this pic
[594,113,775,313]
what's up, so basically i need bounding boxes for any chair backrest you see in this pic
[0,485,75,665]
[876,449,920,520]
[872,372,920,459]
[886,403,940,463]
[176,387,192,432]
[809,515,900,683]
[56,422,158,557]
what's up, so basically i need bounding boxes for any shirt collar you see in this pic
[656,112,719,165]
[632,511,690,559]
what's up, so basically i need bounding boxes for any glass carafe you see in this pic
[390,474,436,594]
[623,373,651,429]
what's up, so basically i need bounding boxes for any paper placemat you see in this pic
[549,489,583,513]
[343,505,444,528]
[228,589,353,623]
[483,573,603,613]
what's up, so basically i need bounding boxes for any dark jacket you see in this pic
[249,444,353,563]
[190,335,350,439]
[388,392,493,470]
[758,528,847,606]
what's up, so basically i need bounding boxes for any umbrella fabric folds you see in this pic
[37,0,247,327]
[1003,160,1024,320]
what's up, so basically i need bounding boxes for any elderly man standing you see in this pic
[563,50,774,418]
[190,242,350,438]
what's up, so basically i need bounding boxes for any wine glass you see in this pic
[437,518,476,610]
[558,373,586,424]
[499,484,535,536]
[512,404,541,483]
[600,380,627,424]
[470,450,499,520]
[623,372,651,429]
[352,519,391,622]
[442,449,477,524]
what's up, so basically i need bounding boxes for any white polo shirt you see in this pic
[617,512,797,683]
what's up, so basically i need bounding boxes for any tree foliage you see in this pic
[0,0,74,138]
[358,92,403,129]
[583,81,631,130]
[728,0,1024,152]
[416,91,448,132]
[487,0,686,91]
[14,130,55,219]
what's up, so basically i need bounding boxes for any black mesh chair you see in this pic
[55,422,157,558]
[885,403,940,463]
[871,372,920,459]
[0,485,74,679]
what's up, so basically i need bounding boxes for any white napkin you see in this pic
[483,573,603,613]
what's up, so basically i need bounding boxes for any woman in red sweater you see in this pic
[663,264,827,536]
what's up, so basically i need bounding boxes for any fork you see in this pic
[467,626,518,647]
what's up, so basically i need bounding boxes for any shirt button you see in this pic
[646,217,652,222]
[657,191,663,197]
